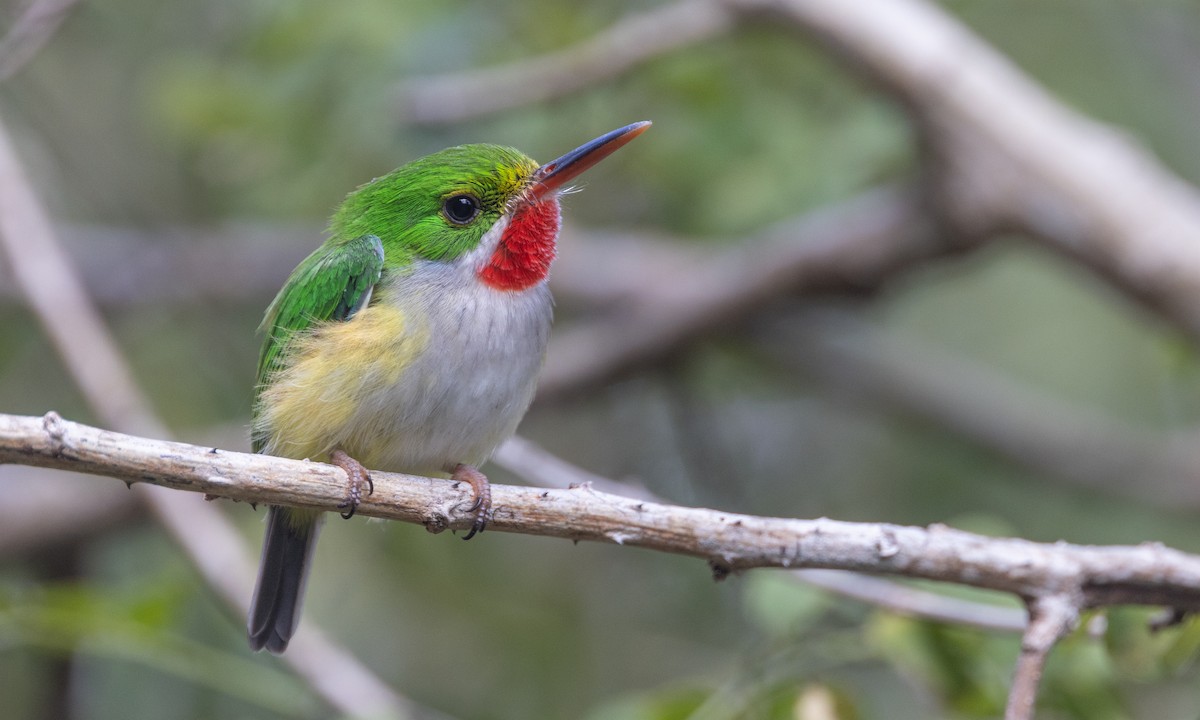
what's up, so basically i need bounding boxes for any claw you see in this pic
[450,463,491,540]
[462,515,487,541]
[331,449,371,520]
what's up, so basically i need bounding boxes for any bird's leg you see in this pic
[450,463,491,541]
[331,448,373,519]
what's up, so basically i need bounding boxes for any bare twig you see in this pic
[395,0,737,124]
[5,412,1200,614]
[791,569,1025,632]
[0,0,82,81]
[0,114,418,719]
[0,221,311,306]
[1005,595,1079,720]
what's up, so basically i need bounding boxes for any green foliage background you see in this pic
[3,1,1200,718]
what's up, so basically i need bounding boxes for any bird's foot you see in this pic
[450,463,491,541]
[331,449,373,519]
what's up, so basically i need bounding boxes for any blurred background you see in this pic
[4,0,1200,718]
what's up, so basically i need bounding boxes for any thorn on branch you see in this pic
[710,560,732,582]
[423,512,449,534]
[876,527,900,558]
[42,410,65,456]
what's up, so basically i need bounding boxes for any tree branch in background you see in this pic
[0,0,82,82]
[0,466,140,557]
[791,569,1025,633]
[538,186,945,400]
[758,0,1200,342]
[394,0,737,124]
[0,222,311,306]
[6,412,1200,618]
[763,308,1200,510]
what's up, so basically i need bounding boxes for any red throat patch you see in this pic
[478,199,560,291]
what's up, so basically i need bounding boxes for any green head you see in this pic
[329,121,651,291]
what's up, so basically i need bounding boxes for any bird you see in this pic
[246,121,651,653]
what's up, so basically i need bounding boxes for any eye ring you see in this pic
[442,194,481,225]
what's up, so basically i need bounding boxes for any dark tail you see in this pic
[248,506,320,653]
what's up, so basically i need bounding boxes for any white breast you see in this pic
[340,218,554,476]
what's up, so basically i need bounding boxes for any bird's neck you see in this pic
[477,199,560,291]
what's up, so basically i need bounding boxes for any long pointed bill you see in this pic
[527,121,652,201]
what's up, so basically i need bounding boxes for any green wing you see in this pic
[253,235,385,451]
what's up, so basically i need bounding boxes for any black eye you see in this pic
[442,194,481,225]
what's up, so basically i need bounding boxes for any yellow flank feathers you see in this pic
[254,302,427,463]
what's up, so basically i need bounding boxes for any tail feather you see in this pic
[248,506,320,653]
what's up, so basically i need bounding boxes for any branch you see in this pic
[763,0,1200,338]
[1006,595,1078,720]
[0,0,82,81]
[0,221,310,307]
[495,436,1029,633]
[394,0,737,124]
[3,428,1027,634]
[763,309,1200,510]
[6,412,1200,615]
[790,569,1025,633]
